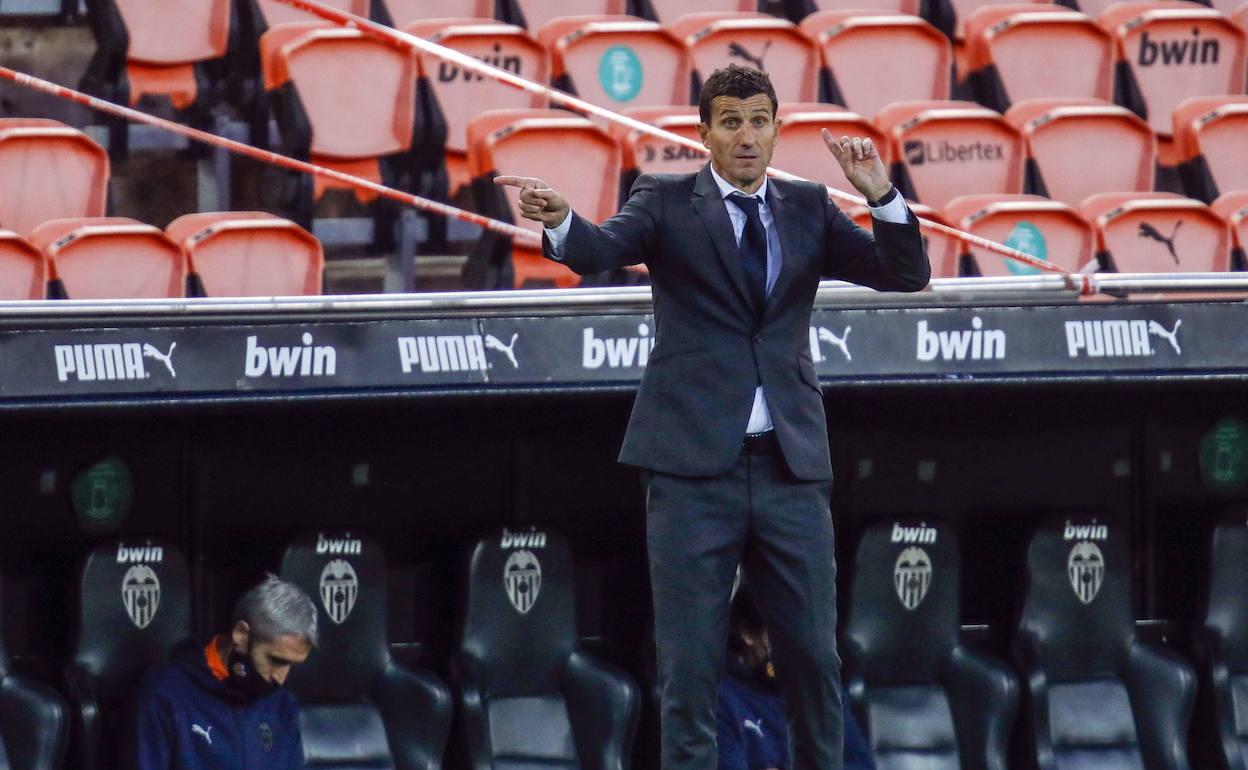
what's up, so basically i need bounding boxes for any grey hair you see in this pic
[232,574,319,648]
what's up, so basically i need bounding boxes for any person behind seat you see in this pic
[718,587,875,770]
[129,575,318,770]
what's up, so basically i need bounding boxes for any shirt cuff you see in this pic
[543,212,573,259]
[867,186,909,225]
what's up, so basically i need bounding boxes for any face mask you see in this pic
[226,646,280,701]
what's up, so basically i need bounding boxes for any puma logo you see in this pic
[1147,319,1182,354]
[1137,221,1182,265]
[484,333,520,368]
[743,718,765,738]
[818,326,852,361]
[191,724,212,745]
[141,342,177,377]
[728,41,771,71]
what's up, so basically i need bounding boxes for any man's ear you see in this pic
[697,121,710,147]
[231,620,251,652]
[773,117,782,144]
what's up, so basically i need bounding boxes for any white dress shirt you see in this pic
[545,165,910,435]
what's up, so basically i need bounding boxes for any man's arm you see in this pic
[129,690,173,770]
[716,699,750,770]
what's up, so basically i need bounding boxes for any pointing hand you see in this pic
[493,176,570,228]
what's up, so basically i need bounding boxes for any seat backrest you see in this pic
[942,193,1094,276]
[539,17,690,112]
[1006,97,1155,207]
[460,527,578,764]
[255,0,367,29]
[0,119,109,239]
[846,518,961,767]
[1173,95,1248,203]
[1207,507,1248,672]
[0,230,47,300]
[876,100,1024,209]
[263,24,417,160]
[112,0,231,64]
[800,11,951,118]
[644,0,754,24]
[809,0,920,14]
[167,212,324,297]
[1081,192,1232,272]
[944,0,1053,40]
[382,0,493,27]
[773,104,890,198]
[671,13,821,104]
[1099,1,1247,137]
[509,0,625,31]
[1213,190,1248,251]
[616,107,706,176]
[851,202,960,277]
[31,217,186,299]
[964,4,1112,109]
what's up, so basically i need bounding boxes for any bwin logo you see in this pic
[121,564,161,629]
[319,559,359,625]
[809,326,851,363]
[916,317,1006,362]
[501,527,547,549]
[891,522,937,544]
[504,549,542,614]
[244,333,336,377]
[1067,541,1105,605]
[1064,319,1182,358]
[54,342,175,383]
[582,323,655,369]
[1063,521,1108,541]
[116,542,165,563]
[316,533,362,556]
[894,547,932,611]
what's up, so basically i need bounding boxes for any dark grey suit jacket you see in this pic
[545,164,929,481]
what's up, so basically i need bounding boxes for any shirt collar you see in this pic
[709,163,768,203]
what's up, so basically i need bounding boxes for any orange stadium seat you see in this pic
[1099,1,1247,138]
[0,119,109,238]
[538,16,690,113]
[410,20,548,197]
[943,193,1096,277]
[926,0,1053,41]
[875,100,1025,209]
[30,218,187,299]
[1081,192,1232,272]
[961,4,1113,111]
[669,13,821,104]
[250,0,368,31]
[377,0,493,27]
[1173,96,1248,204]
[1005,98,1155,207]
[262,22,420,205]
[614,106,706,184]
[166,212,324,297]
[467,109,622,288]
[772,104,891,198]
[0,230,48,300]
[848,202,960,277]
[500,0,626,31]
[640,0,756,24]
[799,11,951,119]
[784,0,921,19]
[1212,190,1248,268]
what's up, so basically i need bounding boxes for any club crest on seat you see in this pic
[504,549,542,614]
[319,558,359,624]
[1067,541,1105,605]
[893,546,932,611]
[121,564,161,629]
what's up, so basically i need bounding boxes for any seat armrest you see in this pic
[944,646,1019,770]
[374,659,453,770]
[561,649,640,770]
[0,672,68,770]
[1193,627,1245,770]
[64,662,101,770]
[449,652,494,770]
[1014,631,1058,770]
[1127,639,1196,770]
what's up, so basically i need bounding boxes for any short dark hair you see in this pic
[698,64,778,124]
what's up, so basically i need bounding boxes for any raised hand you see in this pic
[821,130,893,203]
[493,176,570,228]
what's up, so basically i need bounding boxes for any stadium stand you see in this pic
[166,212,324,297]
[637,0,756,25]
[29,218,187,299]
[465,109,621,288]
[0,231,48,301]
[772,104,891,198]
[411,20,548,199]
[0,579,66,770]
[1173,96,1248,204]
[875,100,1025,209]
[1213,190,1248,270]
[377,0,495,27]
[1098,1,1247,139]
[925,0,1055,41]
[281,531,452,770]
[782,0,922,21]
[942,193,1096,277]
[960,4,1113,112]
[798,11,951,119]
[538,16,690,114]
[615,106,704,195]
[668,13,821,104]
[847,201,961,277]
[1081,192,1233,273]
[1005,98,1156,207]
[248,0,368,31]
[452,528,639,769]
[0,119,109,239]
[66,540,190,770]
[498,0,626,32]
[844,518,1017,768]
[1013,515,1195,769]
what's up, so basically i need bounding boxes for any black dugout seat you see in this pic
[0,579,67,770]
[1194,506,1248,770]
[844,518,1018,770]
[282,531,452,770]
[67,538,191,770]
[1014,515,1195,770]
[452,527,639,770]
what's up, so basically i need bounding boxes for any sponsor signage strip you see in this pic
[0,303,1244,402]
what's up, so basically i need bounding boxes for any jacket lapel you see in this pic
[691,165,758,317]
[763,180,803,325]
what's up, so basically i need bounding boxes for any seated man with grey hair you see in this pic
[129,575,318,769]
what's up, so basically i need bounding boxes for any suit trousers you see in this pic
[645,447,842,770]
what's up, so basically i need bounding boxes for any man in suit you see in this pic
[496,64,928,770]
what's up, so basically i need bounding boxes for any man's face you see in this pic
[233,623,312,685]
[698,93,779,193]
